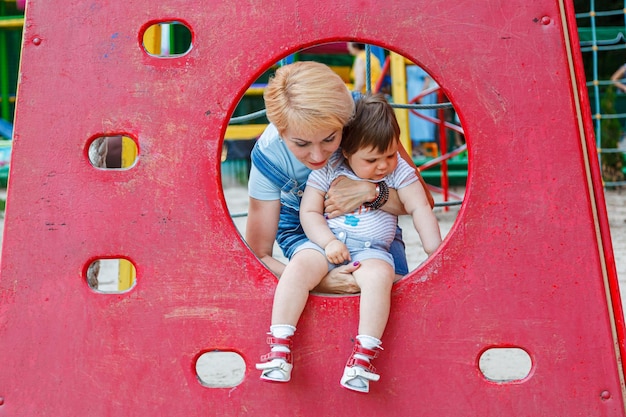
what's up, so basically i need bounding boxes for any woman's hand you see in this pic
[324,176,377,219]
[326,175,411,217]
[312,261,361,294]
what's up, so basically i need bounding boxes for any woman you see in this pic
[245,61,433,293]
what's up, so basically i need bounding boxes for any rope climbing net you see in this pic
[577,0,626,187]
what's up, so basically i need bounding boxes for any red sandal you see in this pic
[340,339,382,393]
[255,336,293,382]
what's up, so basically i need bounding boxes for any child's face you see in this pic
[344,140,399,181]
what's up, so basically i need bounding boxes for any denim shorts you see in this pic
[277,206,408,275]
[294,229,394,271]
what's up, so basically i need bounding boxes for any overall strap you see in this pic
[250,143,306,196]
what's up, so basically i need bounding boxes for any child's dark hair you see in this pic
[342,93,400,156]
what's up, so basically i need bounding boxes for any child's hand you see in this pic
[324,239,351,264]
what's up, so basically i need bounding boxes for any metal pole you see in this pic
[437,89,448,210]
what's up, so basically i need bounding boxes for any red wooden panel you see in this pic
[0,0,624,415]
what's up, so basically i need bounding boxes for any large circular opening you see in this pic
[220,41,468,291]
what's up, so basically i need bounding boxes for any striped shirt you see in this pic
[306,151,418,246]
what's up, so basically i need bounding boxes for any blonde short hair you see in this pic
[264,61,355,137]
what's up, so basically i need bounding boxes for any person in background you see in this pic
[348,42,382,94]
[406,64,438,156]
[611,63,626,93]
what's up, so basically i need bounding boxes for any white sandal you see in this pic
[340,339,381,393]
[255,336,293,382]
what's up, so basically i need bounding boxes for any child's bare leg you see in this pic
[257,248,328,382]
[353,259,394,339]
[340,259,394,392]
[271,249,328,326]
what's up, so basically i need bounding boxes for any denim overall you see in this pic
[251,143,308,259]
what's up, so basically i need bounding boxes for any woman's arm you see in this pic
[324,177,378,218]
[245,197,286,276]
[324,146,435,218]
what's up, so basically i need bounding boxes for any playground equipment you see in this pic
[0,0,23,188]
[577,3,626,187]
[0,0,22,127]
[0,0,625,415]
[223,46,468,204]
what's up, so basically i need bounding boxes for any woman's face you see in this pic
[282,127,342,170]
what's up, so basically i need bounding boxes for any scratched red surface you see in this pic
[0,0,624,415]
